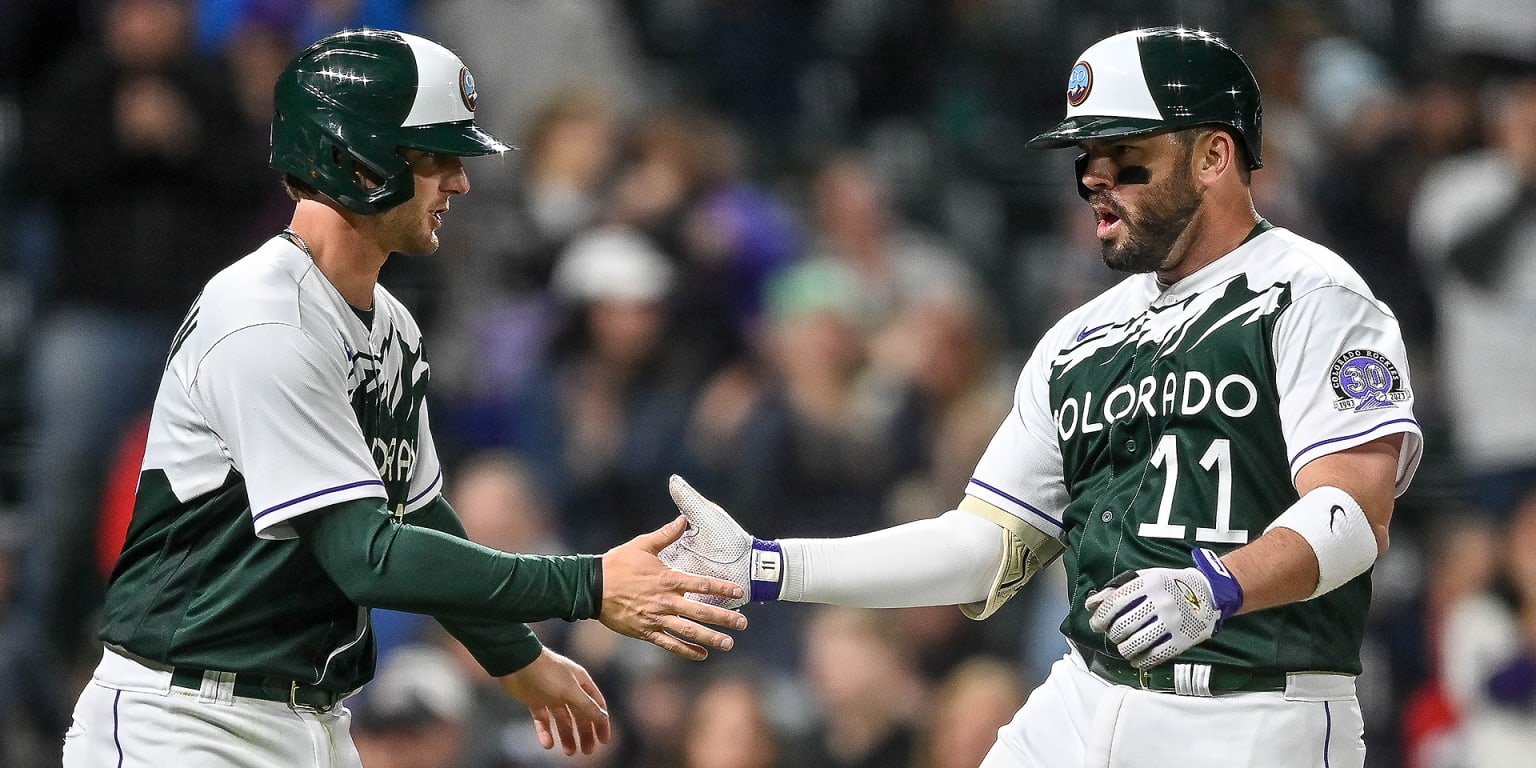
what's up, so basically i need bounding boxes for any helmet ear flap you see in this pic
[310,129,414,215]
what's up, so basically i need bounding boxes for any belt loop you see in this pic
[198,670,237,705]
[1173,663,1213,697]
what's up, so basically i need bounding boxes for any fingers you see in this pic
[644,628,711,661]
[669,475,733,531]
[634,515,689,554]
[670,595,748,631]
[579,675,613,746]
[1084,588,1107,613]
[680,573,747,604]
[1087,590,1120,632]
[550,703,579,756]
[1087,576,1144,633]
[563,679,608,730]
[668,474,705,510]
[1117,620,1172,666]
[532,712,555,750]
[658,613,739,652]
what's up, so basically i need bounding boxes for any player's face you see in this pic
[377,148,469,256]
[1078,132,1202,275]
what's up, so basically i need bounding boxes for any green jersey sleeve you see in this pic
[293,497,601,651]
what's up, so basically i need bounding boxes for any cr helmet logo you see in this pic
[1067,61,1093,106]
[1329,349,1408,412]
[459,67,477,111]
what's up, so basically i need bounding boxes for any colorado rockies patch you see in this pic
[1329,349,1408,412]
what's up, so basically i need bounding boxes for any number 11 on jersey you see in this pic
[1138,436,1249,544]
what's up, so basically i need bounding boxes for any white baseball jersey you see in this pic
[966,223,1422,673]
[100,235,442,688]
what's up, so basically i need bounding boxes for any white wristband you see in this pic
[1264,485,1378,599]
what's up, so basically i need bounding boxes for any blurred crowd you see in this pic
[1,0,1534,767]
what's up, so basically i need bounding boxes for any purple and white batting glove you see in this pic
[1084,547,1244,669]
[661,475,781,610]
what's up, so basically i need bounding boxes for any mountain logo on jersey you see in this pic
[1328,349,1407,412]
[1051,277,1288,379]
[1049,276,1290,443]
[349,328,429,497]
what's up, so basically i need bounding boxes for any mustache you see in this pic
[1088,193,1128,220]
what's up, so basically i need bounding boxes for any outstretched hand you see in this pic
[659,475,766,609]
[598,515,748,660]
[499,648,610,756]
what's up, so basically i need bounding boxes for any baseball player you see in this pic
[61,29,747,767]
[662,27,1423,768]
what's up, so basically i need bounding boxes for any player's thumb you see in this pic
[669,474,723,529]
[634,515,689,554]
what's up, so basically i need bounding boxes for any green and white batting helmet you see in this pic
[270,29,511,215]
[1027,27,1263,170]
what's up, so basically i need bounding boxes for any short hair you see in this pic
[1172,126,1252,185]
[282,173,318,202]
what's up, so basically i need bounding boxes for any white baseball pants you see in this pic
[980,648,1366,768]
[62,647,363,768]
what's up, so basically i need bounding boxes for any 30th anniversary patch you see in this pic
[1330,349,1409,412]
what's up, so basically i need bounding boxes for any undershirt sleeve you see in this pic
[293,497,600,646]
[408,496,561,675]
[781,509,1005,607]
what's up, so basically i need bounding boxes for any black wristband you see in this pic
[590,555,604,619]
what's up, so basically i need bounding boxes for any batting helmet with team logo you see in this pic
[1027,27,1263,170]
[270,29,511,215]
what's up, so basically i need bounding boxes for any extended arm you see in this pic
[295,498,747,659]
[293,497,601,624]
[660,476,1062,616]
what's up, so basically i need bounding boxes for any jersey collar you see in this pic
[1147,220,1277,308]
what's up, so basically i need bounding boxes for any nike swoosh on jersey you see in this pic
[1076,322,1113,342]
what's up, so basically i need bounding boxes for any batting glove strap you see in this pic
[749,539,784,602]
[1190,547,1244,632]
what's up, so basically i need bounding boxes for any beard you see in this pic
[1095,158,1202,274]
[378,202,441,257]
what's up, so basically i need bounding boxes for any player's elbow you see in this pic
[932,510,1011,604]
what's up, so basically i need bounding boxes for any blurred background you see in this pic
[1,0,1534,766]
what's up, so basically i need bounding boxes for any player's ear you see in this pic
[1194,129,1236,184]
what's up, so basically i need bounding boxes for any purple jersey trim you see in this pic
[253,479,386,521]
[405,467,444,506]
[1288,418,1419,473]
[967,477,1064,530]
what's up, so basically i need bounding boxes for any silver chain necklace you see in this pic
[280,228,313,258]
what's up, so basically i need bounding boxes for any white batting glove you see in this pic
[660,475,783,610]
[1085,548,1244,669]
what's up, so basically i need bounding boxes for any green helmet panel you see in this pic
[270,29,510,215]
[1027,27,1263,170]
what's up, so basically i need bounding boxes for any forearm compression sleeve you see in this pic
[294,497,601,626]
[403,496,554,675]
[780,510,1004,607]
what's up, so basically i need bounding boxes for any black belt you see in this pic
[1071,640,1288,694]
[170,667,344,710]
